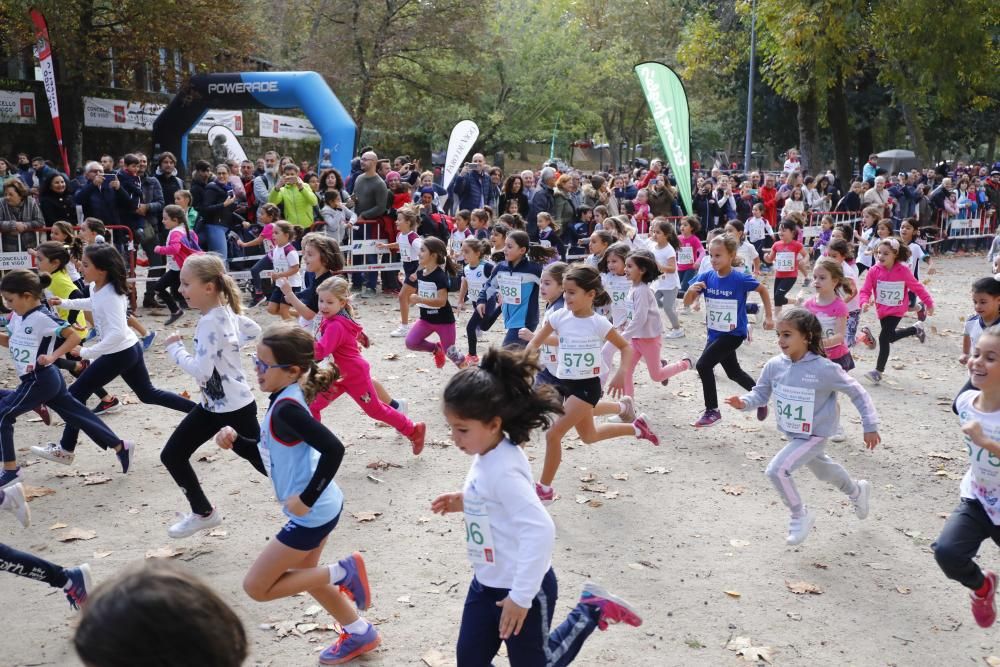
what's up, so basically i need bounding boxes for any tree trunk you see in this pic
[856,125,873,177]
[987,134,997,164]
[601,110,620,172]
[797,87,820,174]
[826,75,852,186]
[899,100,930,164]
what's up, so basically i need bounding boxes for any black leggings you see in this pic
[696,334,756,411]
[876,315,917,372]
[0,542,68,588]
[160,402,265,515]
[466,301,502,356]
[155,269,181,313]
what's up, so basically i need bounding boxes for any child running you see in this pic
[267,221,303,321]
[381,205,423,339]
[598,243,632,384]
[527,265,659,504]
[237,202,279,307]
[310,276,427,455]
[478,230,544,348]
[685,234,774,428]
[159,254,266,538]
[825,239,861,348]
[35,245,195,465]
[405,237,464,368]
[858,237,934,385]
[154,204,201,327]
[648,218,684,338]
[620,249,692,396]
[933,324,1000,628]
[431,347,642,665]
[456,238,496,366]
[726,308,879,545]
[764,220,807,316]
[215,324,379,665]
[676,216,704,311]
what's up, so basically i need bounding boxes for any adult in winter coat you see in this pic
[39,174,77,225]
[267,163,319,230]
[0,178,45,252]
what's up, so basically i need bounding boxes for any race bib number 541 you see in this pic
[774,384,815,434]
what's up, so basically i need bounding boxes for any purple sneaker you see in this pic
[692,409,722,428]
[579,581,643,631]
[336,552,372,611]
[319,623,381,665]
[63,564,92,610]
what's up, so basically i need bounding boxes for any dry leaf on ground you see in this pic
[82,474,111,485]
[57,527,96,542]
[612,472,629,481]
[352,511,382,522]
[785,580,823,595]
[722,485,745,496]
[726,636,774,663]
[724,590,741,598]
[23,485,55,501]
[644,466,670,475]
[145,545,185,559]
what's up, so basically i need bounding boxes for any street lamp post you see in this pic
[744,0,757,171]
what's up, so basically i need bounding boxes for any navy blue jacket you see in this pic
[453,169,491,211]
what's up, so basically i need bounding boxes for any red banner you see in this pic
[29,8,70,174]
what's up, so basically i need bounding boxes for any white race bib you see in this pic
[497,273,522,305]
[540,239,551,248]
[463,495,496,567]
[875,281,904,307]
[774,251,795,272]
[816,313,838,340]
[416,279,438,309]
[678,246,694,265]
[774,384,816,434]
[606,275,631,324]
[467,279,485,303]
[706,298,739,333]
[556,335,603,379]
[8,332,36,376]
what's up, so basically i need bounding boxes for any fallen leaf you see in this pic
[396,594,415,607]
[23,485,55,501]
[422,649,448,667]
[895,586,912,595]
[722,485,745,496]
[296,623,320,633]
[812,562,829,569]
[145,545,185,559]
[986,657,1000,667]
[729,539,750,548]
[785,580,823,595]
[744,451,765,461]
[196,453,219,463]
[57,527,97,542]
[865,562,892,571]
[574,495,589,504]
[179,390,191,399]
[303,604,323,617]
[644,466,670,475]
[416,517,431,524]
[726,636,774,663]
[580,482,607,493]
[928,451,957,460]
[352,511,382,523]
[787,612,802,621]
[586,499,603,508]
[383,353,399,360]
[724,590,741,598]
[602,490,619,500]
[366,459,401,471]
[271,620,301,638]
[49,522,68,530]
[612,472,629,481]
[53,470,81,478]
[82,474,112,486]
[93,550,113,559]
[208,528,228,537]
[579,472,597,482]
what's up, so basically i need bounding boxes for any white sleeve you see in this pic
[79,295,130,360]
[59,297,93,311]
[494,468,555,608]
[167,318,219,385]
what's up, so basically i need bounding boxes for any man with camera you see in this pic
[453,153,491,211]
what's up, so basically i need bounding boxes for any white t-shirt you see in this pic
[602,273,632,327]
[737,240,758,275]
[270,243,303,288]
[842,260,861,311]
[965,314,999,350]
[697,254,713,275]
[548,308,613,380]
[651,243,680,290]
[7,307,63,376]
[398,231,423,263]
[907,242,925,276]
[956,390,1000,525]
[463,262,492,303]
[463,441,554,608]
[539,305,560,376]
[745,217,772,243]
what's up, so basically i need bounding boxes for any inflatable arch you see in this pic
[152,71,355,176]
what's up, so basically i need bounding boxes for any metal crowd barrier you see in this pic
[928,208,998,247]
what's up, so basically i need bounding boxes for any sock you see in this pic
[538,482,552,493]
[328,563,347,585]
[633,424,642,436]
[976,577,993,598]
[344,618,369,634]
[389,399,399,410]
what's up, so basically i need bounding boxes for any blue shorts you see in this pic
[275,512,341,551]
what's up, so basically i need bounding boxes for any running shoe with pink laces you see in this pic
[692,409,722,428]
[579,581,643,631]
[319,624,381,665]
[535,482,556,505]
[633,414,659,446]
[971,571,998,628]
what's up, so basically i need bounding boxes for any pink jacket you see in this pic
[314,312,370,386]
[859,261,933,319]
[677,234,704,271]
[154,227,200,268]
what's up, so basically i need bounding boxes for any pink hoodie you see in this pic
[314,312,370,386]
[858,260,933,319]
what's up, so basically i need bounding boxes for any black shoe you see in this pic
[165,310,184,326]
[249,292,266,307]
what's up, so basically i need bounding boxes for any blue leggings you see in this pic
[60,342,195,452]
[1,365,121,463]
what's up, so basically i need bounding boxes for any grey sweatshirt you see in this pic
[739,352,879,438]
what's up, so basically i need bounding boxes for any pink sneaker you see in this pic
[972,571,998,628]
[692,409,722,428]
[633,414,659,446]
[579,581,643,631]
[432,344,446,369]
[408,422,426,456]
[535,482,556,505]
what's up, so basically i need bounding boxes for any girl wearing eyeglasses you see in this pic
[159,254,265,539]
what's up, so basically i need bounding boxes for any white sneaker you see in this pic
[396,399,408,416]
[389,324,410,338]
[786,509,816,546]
[31,442,75,465]
[168,510,223,539]
[852,480,871,519]
[1,482,30,528]
[665,329,685,339]
[830,427,846,443]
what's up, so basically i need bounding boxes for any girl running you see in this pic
[405,237,464,368]
[47,221,84,289]
[677,217,705,312]
[527,265,659,504]
[685,234,774,428]
[619,249,692,396]
[456,238,496,366]
[154,204,202,327]
[725,308,879,545]
[478,230,544,348]
[0,270,133,480]
[826,239,861,348]
[431,347,642,665]
[725,220,761,277]
[278,233,345,334]
[214,324,379,665]
[379,205,423,339]
[536,212,565,261]
[583,230,614,269]
[237,202,279,307]
[267,221,303,321]
[309,276,427,455]
[599,243,632,383]
[858,238,934,385]
[963,277,1000,367]
[764,220,807,316]
[36,245,195,464]
[803,257,856,374]
[855,207,884,276]
[160,254,265,539]
[649,218,684,338]
[899,217,932,319]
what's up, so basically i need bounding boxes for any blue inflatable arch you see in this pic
[152,71,355,176]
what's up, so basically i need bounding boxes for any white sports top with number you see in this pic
[956,390,1000,525]
[463,262,491,303]
[603,273,632,326]
[539,304,561,376]
[462,440,555,608]
[397,231,423,263]
[7,306,64,377]
[547,308,613,380]
[650,243,680,290]
[270,243,303,288]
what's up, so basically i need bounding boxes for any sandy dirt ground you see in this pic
[3,254,1000,667]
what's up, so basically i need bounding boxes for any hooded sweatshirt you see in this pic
[738,351,879,439]
[314,311,371,387]
[858,260,934,319]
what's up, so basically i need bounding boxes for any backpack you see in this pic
[175,230,203,267]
